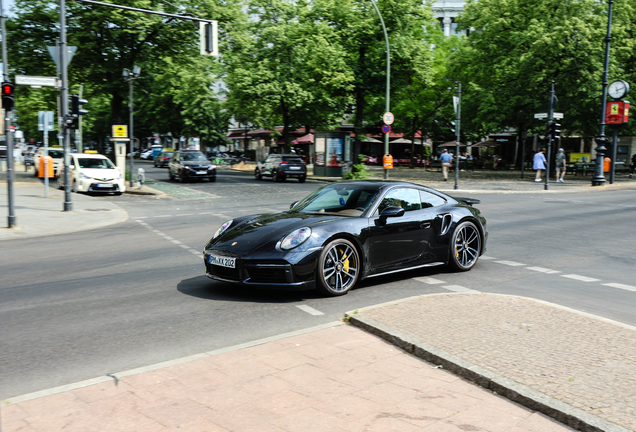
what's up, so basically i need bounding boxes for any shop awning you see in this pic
[471,141,501,148]
[438,141,466,148]
[293,133,314,144]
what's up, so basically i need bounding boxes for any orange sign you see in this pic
[383,154,393,169]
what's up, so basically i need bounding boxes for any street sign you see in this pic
[382,112,394,125]
[38,111,55,131]
[381,124,391,133]
[16,75,59,88]
[46,46,77,69]
[534,112,563,119]
[112,125,128,138]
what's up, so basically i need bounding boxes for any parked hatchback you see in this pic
[255,154,307,182]
[169,150,217,182]
[57,153,125,195]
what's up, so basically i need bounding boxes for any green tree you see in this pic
[448,0,614,165]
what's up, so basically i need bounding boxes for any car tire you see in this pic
[114,192,122,196]
[179,171,186,183]
[298,176,306,183]
[169,170,175,181]
[272,170,279,182]
[316,238,360,296]
[210,176,216,182]
[255,169,261,180]
[448,220,481,272]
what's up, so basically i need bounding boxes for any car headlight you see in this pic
[79,172,90,179]
[208,165,216,170]
[280,227,311,251]
[213,220,233,239]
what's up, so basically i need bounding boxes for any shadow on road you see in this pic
[176,275,327,303]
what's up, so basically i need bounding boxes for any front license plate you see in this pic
[196,171,207,175]
[208,254,236,268]
[96,183,113,188]
[289,166,301,170]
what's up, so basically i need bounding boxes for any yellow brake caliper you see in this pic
[341,247,350,275]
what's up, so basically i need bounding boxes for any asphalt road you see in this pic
[2,162,635,400]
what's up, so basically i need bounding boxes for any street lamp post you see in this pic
[592,0,614,186]
[123,65,141,187]
[369,0,390,180]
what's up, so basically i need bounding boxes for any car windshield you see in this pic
[47,150,65,158]
[291,184,379,217]
[77,158,115,169]
[282,156,304,163]
[162,152,173,157]
[181,152,207,161]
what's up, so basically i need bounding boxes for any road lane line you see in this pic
[190,250,201,255]
[603,283,636,292]
[478,256,496,260]
[526,266,561,274]
[154,215,172,218]
[442,285,481,294]
[134,216,148,219]
[494,260,526,266]
[171,240,182,245]
[561,274,601,282]
[414,277,446,285]
[296,305,325,316]
[179,244,191,250]
[176,214,194,216]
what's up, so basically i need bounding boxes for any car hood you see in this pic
[80,168,121,179]
[182,161,212,166]
[210,212,346,254]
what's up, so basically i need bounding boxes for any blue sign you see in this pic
[382,125,391,133]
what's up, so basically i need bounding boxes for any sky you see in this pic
[2,0,15,16]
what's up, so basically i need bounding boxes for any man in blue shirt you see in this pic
[439,149,453,181]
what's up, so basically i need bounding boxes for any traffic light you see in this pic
[199,21,218,55]
[449,120,456,133]
[67,95,88,129]
[550,121,561,140]
[2,82,15,111]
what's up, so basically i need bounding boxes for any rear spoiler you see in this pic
[454,197,481,206]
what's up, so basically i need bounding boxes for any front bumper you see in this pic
[203,249,320,291]
[78,178,126,193]
[183,168,216,180]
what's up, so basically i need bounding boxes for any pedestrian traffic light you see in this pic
[550,121,561,140]
[2,82,15,111]
[449,120,456,133]
[67,95,88,129]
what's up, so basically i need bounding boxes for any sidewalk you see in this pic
[3,294,634,432]
[0,166,161,241]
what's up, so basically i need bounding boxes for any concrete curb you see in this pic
[345,312,631,432]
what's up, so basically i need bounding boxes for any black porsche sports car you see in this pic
[203,181,487,296]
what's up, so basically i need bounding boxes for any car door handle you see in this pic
[420,222,431,229]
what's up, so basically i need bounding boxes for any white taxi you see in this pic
[57,153,126,195]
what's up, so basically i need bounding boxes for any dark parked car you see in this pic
[169,150,216,182]
[154,150,174,168]
[255,154,307,182]
[203,180,487,296]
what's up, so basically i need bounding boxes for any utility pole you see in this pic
[454,82,461,190]
[1,0,16,228]
[545,82,555,191]
[59,0,72,211]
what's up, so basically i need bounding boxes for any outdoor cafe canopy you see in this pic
[437,141,466,148]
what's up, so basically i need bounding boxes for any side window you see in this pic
[377,188,422,214]
[420,190,447,208]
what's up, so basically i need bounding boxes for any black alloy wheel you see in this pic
[448,220,481,271]
[255,169,262,180]
[316,239,360,296]
[298,176,306,183]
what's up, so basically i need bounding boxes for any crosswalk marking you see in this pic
[526,266,561,274]
[414,277,446,285]
[603,283,636,292]
[494,260,526,266]
[561,274,601,283]
[442,285,481,294]
[296,305,325,316]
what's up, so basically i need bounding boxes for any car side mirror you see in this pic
[290,201,299,209]
[375,206,404,226]
[380,206,405,218]
[260,160,265,164]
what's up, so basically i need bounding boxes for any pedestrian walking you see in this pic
[555,148,567,183]
[630,153,636,178]
[533,149,546,182]
[439,149,452,181]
